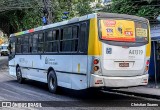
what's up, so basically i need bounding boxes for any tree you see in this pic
[103,0,160,22]
[0,0,99,32]
[76,1,93,16]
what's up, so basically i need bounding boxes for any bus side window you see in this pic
[38,33,44,53]
[16,37,21,53]
[32,34,38,53]
[22,36,29,53]
[72,26,79,52]
[60,27,72,52]
[29,35,32,53]
[9,37,16,55]
[79,23,87,53]
[52,30,59,52]
[45,30,53,52]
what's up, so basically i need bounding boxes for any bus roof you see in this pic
[9,12,147,38]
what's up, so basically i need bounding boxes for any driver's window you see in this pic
[9,37,16,56]
[10,42,15,55]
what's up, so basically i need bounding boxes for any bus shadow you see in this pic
[6,79,134,100]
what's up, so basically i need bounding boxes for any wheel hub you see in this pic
[50,77,55,90]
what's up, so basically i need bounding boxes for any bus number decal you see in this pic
[129,50,143,55]
[106,48,112,54]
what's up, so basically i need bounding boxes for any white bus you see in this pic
[9,13,151,93]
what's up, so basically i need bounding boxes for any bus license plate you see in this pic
[119,63,129,67]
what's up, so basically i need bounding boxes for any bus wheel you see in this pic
[16,67,24,84]
[48,70,58,94]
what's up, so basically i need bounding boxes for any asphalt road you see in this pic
[0,56,159,110]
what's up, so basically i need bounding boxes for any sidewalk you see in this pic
[113,83,160,98]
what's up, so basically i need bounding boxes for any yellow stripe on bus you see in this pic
[88,18,102,55]
[146,23,151,57]
[78,63,80,73]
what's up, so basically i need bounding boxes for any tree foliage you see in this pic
[0,0,159,33]
[0,0,95,32]
[103,0,160,21]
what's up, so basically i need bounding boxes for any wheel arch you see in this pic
[16,64,20,74]
[47,67,56,79]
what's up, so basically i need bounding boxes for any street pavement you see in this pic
[0,56,159,110]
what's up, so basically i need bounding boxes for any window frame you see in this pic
[79,22,88,53]
[21,35,29,53]
[14,20,89,55]
[59,24,80,53]
[44,28,60,53]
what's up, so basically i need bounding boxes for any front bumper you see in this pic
[1,51,8,55]
[90,74,148,88]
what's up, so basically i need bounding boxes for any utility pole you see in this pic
[42,0,53,25]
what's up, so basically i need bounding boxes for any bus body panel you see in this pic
[101,44,146,76]
[9,55,88,90]
[87,16,150,88]
[9,59,16,76]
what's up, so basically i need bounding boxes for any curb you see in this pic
[108,89,160,99]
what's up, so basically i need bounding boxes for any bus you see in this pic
[0,43,9,56]
[8,12,151,93]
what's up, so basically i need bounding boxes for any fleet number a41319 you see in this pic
[129,50,143,55]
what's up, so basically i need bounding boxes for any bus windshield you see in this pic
[99,19,148,43]
[1,46,8,50]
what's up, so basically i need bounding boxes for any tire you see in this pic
[47,70,58,93]
[16,66,24,84]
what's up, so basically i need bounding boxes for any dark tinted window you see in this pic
[38,33,44,53]
[60,26,79,52]
[17,38,21,44]
[32,34,38,53]
[63,27,72,40]
[39,33,44,42]
[60,27,72,52]
[53,30,59,40]
[22,45,29,53]
[16,45,21,53]
[22,36,29,53]
[16,37,21,53]
[72,26,79,51]
[9,37,16,57]
[79,23,87,52]
[73,26,78,38]
[61,40,72,52]
[46,31,53,41]
[45,29,59,53]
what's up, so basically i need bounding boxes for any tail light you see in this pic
[145,66,149,72]
[93,59,99,65]
[93,58,100,73]
[146,60,150,66]
[94,66,99,71]
[145,60,150,72]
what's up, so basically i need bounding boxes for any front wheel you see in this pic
[16,67,24,84]
[47,70,58,94]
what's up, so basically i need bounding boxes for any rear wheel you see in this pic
[47,70,58,93]
[16,66,24,84]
